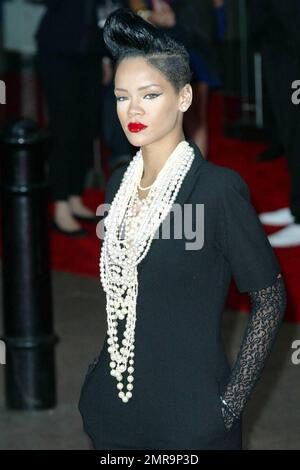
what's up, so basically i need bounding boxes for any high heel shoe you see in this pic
[50,219,88,237]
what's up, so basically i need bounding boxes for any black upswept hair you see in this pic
[103,8,193,94]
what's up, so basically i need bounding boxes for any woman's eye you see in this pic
[115,93,161,102]
[144,93,160,99]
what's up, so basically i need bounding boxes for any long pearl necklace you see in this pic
[99,140,195,403]
[138,180,154,191]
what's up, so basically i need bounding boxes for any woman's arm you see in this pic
[220,272,287,430]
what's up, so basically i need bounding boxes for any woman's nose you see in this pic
[128,100,144,117]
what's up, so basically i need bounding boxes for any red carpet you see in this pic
[1,89,299,323]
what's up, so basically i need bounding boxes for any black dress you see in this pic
[78,140,286,450]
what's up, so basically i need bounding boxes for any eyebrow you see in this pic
[114,84,161,92]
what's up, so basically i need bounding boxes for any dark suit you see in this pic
[35,0,133,193]
[250,0,300,222]
[35,0,106,55]
[35,0,106,201]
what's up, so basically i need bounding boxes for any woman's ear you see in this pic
[179,84,193,112]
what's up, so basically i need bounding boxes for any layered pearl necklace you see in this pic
[99,140,195,402]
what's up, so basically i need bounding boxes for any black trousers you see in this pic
[261,41,300,222]
[36,52,101,201]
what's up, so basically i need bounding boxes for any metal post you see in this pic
[0,118,59,409]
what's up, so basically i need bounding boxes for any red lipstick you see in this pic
[128,122,148,133]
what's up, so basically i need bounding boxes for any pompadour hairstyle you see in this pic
[103,7,193,94]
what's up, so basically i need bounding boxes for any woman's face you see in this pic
[114,57,191,147]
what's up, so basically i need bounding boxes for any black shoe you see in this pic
[50,219,88,237]
[256,144,284,161]
[71,212,101,223]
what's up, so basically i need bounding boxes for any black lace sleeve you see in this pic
[219,273,287,431]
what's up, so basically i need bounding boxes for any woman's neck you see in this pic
[140,133,186,184]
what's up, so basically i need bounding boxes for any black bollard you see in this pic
[0,118,59,409]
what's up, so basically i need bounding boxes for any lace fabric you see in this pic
[220,273,287,431]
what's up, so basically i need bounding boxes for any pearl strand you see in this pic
[100,140,195,403]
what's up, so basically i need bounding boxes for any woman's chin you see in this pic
[127,132,149,146]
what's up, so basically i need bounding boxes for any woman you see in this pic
[78,8,287,450]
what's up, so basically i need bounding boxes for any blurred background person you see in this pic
[129,0,226,158]
[97,0,135,174]
[250,0,300,247]
[249,0,285,162]
[35,0,106,237]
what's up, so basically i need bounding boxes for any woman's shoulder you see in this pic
[196,160,249,199]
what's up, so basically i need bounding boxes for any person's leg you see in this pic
[37,53,85,232]
[68,55,102,216]
[256,78,284,161]
[284,52,300,224]
[260,43,300,246]
[264,42,300,214]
